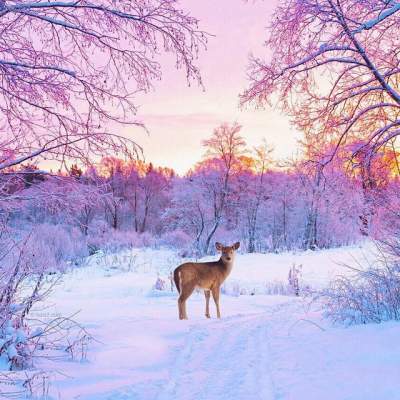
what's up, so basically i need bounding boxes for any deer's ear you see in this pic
[215,242,223,251]
[233,242,240,250]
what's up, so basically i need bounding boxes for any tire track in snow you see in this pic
[158,313,276,400]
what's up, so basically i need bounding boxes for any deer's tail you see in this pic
[173,268,181,294]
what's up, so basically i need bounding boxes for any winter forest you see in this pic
[1,0,400,399]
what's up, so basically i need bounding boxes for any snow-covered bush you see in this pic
[0,231,92,379]
[0,234,55,370]
[159,229,192,249]
[138,232,157,248]
[288,263,302,296]
[87,222,157,254]
[153,276,167,291]
[222,278,306,297]
[264,281,294,296]
[32,223,88,267]
[320,260,400,325]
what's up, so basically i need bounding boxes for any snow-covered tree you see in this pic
[0,0,206,172]
[242,0,400,168]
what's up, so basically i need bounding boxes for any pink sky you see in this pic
[123,0,300,175]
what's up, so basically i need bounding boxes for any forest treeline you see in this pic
[4,123,399,258]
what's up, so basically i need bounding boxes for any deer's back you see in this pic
[174,261,229,289]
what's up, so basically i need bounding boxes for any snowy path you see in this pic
[159,313,275,400]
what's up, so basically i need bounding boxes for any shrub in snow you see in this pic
[0,236,51,370]
[138,232,157,248]
[159,229,192,249]
[288,263,302,296]
[320,260,400,325]
[88,219,109,237]
[221,281,241,297]
[264,281,293,296]
[222,278,303,297]
[31,223,88,267]
[0,229,92,389]
[87,219,109,254]
[153,276,167,291]
[87,223,157,254]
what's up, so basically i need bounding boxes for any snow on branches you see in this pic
[0,0,207,170]
[241,0,400,167]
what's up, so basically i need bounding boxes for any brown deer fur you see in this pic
[173,242,240,320]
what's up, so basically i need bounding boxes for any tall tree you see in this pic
[241,0,400,167]
[98,157,125,229]
[0,0,206,172]
[200,122,246,254]
[239,142,272,252]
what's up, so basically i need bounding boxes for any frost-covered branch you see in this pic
[0,0,207,170]
[242,0,400,165]
[354,2,400,33]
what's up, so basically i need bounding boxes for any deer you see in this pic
[173,242,240,320]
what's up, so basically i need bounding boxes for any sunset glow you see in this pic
[132,0,300,174]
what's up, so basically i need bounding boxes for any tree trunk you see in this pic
[282,198,287,249]
[132,187,139,233]
[140,198,149,233]
[112,207,118,229]
[204,219,220,255]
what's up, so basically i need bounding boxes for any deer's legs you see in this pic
[211,286,221,318]
[178,285,195,320]
[204,290,211,318]
[177,298,184,320]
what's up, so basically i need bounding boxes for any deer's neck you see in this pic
[218,258,234,275]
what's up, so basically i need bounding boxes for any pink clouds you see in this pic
[139,113,223,129]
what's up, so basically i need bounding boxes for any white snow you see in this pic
[355,3,400,33]
[8,242,400,399]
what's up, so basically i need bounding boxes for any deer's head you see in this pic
[215,242,240,263]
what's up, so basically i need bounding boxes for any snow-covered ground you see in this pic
[22,243,400,398]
